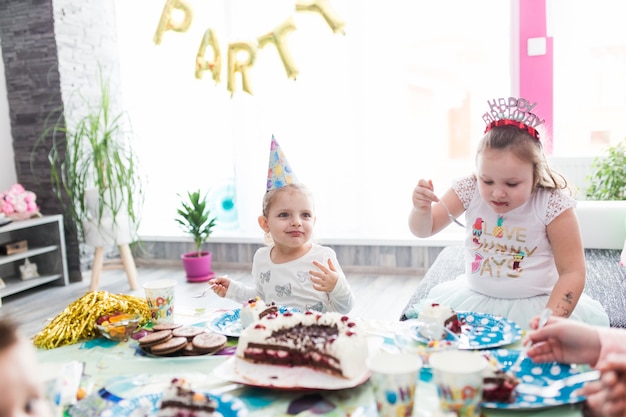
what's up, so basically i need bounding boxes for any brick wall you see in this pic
[0,0,121,281]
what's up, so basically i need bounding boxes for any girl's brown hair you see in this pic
[0,318,19,351]
[477,125,570,192]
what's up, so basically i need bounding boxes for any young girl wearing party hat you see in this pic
[212,136,355,314]
[407,97,609,329]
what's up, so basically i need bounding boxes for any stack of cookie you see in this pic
[138,323,227,357]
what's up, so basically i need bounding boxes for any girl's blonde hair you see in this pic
[477,125,570,193]
[261,183,315,217]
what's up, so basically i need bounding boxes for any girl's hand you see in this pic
[412,179,437,210]
[310,259,339,293]
[211,276,231,298]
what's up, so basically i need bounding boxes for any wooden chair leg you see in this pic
[90,246,104,291]
[119,244,139,290]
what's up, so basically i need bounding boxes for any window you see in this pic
[114,1,520,241]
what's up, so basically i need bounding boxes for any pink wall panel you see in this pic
[518,0,553,153]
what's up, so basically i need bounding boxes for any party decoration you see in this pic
[227,41,257,95]
[195,28,221,82]
[153,0,194,45]
[267,135,298,191]
[258,17,299,80]
[152,0,346,95]
[0,183,40,220]
[482,97,544,140]
[295,0,346,35]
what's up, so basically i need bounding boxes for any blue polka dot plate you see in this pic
[206,306,299,337]
[412,311,522,349]
[482,349,587,409]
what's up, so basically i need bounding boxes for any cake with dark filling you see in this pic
[235,311,367,379]
[240,296,279,328]
[482,354,519,403]
[418,303,463,340]
[156,378,217,417]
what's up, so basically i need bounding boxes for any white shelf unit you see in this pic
[0,215,69,298]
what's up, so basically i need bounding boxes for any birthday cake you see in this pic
[235,311,367,379]
[240,296,279,328]
[418,303,463,340]
[156,378,218,417]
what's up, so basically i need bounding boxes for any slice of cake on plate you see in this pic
[240,296,279,328]
[418,303,463,340]
[235,311,368,379]
[481,353,519,403]
[156,378,218,417]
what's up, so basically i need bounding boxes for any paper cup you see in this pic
[366,351,422,417]
[143,279,177,323]
[429,350,486,417]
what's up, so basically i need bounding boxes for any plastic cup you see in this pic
[366,351,422,417]
[429,350,487,417]
[143,279,177,323]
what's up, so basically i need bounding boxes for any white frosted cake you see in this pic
[419,303,462,340]
[235,311,368,379]
[240,296,279,328]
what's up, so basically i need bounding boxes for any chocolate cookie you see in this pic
[180,341,211,356]
[172,326,205,341]
[191,332,227,354]
[150,336,188,356]
[138,330,173,348]
[152,322,183,332]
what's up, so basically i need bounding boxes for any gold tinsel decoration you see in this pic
[33,291,150,349]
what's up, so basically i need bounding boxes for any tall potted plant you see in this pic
[175,190,217,282]
[37,71,144,247]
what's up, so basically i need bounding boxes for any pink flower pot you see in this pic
[181,251,215,282]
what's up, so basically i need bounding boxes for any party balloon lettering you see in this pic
[154,0,345,95]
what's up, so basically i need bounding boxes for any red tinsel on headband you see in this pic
[484,119,540,141]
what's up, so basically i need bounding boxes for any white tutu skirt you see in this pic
[415,274,610,330]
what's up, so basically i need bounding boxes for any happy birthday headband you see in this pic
[482,97,545,140]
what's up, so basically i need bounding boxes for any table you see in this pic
[35,313,585,417]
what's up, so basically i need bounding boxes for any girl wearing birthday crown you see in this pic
[211,136,355,314]
[407,97,609,329]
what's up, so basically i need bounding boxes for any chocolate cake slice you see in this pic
[156,378,217,417]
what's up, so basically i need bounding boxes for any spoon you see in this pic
[509,308,552,374]
[192,275,227,298]
[438,198,464,228]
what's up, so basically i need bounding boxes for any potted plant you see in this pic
[37,71,144,247]
[175,189,217,282]
[585,139,626,201]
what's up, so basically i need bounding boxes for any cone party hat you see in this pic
[266,135,298,191]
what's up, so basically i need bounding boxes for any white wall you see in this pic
[0,39,17,190]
